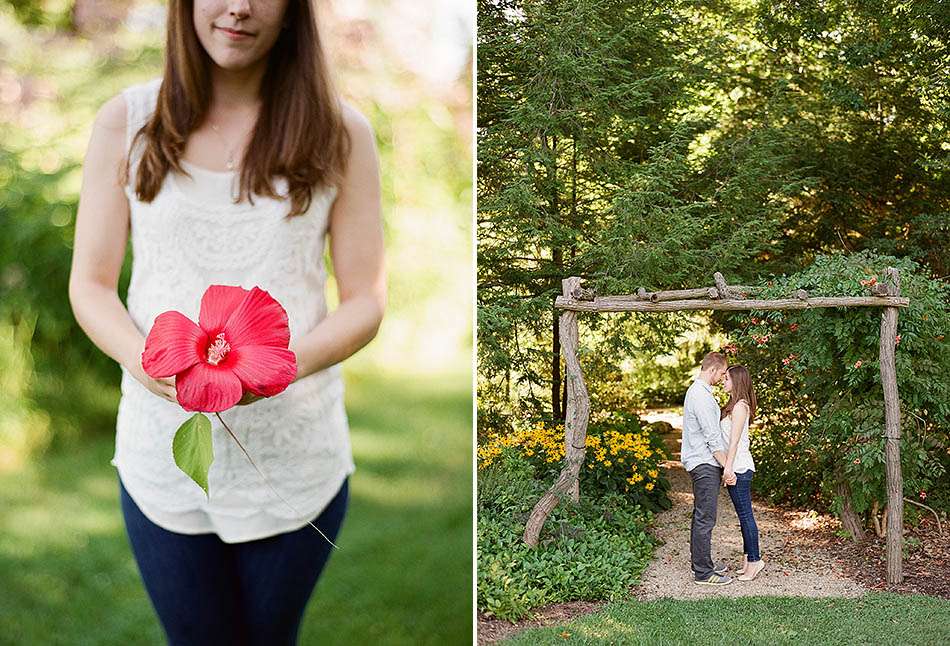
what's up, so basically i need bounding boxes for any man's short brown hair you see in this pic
[701,351,728,371]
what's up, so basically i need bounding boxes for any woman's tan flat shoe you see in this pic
[737,560,765,581]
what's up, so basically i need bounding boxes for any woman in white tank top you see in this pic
[721,365,765,581]
[68,1,385,642]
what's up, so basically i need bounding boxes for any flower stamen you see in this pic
[206,332,231,365]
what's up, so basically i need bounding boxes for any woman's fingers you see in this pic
[153,376,177,402]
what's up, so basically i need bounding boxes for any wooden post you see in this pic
[879,267,903,584]
[523,277,591,547]
[713,272,733,299]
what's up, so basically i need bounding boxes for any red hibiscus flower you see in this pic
[142,285,297,412]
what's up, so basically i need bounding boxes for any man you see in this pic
[681,351,735,586]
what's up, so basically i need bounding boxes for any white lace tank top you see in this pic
[110,77,355,543]
[719,401,755,474]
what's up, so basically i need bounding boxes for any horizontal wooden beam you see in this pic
[634,285,763,302]
[555,295,910,312]
[637,287,719,301]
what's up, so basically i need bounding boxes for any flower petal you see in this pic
[199,285,251,334]
[223,287,291,349]
[229,345,298,397]
[142,311,207,378]
[175,363,244,413]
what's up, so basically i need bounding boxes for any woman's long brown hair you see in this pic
[122,0,350,217]
[721,365,757,423]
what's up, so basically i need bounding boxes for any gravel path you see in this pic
[636,410,867,600]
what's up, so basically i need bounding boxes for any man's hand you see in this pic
[723,469,737,486]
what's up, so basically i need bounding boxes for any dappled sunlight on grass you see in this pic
[2,506,121,543]
[77,473,121,500]
[350,469,457,508]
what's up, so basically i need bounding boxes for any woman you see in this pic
[720,365,765,581]
[68,1,385,643]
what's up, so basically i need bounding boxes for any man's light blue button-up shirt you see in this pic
[681,378,724,472]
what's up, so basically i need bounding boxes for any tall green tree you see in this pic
[729,0,950,273]
[477,0,807,424]
[478,0,689,420]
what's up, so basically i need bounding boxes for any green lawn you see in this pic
[501,594,950,645]
[0,369,472,645]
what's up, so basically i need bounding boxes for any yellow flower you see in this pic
[645,482,655,491]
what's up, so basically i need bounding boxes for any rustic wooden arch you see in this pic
[522,270,909,585]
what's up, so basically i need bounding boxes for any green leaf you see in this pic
[173,413,214,497]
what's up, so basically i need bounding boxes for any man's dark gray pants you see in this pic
[688,463,722,580]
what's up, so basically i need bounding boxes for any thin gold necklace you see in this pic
[207,118,254,201]
[208,121,246,172]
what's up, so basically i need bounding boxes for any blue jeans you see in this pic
[119,475,348,646]
[726,470,760,562]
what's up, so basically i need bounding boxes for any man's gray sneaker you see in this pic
[694,573,733,586]
[713,562,728,576]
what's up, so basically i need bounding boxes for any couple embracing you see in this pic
[682,352,766,586]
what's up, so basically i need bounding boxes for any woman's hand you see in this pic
[128,357,178,404]
[723,463,737,486]
[115,337,177,403]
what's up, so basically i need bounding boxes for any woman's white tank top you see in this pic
[110,77,355,543]
[719,401,755,474]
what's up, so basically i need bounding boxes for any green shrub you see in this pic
[723,251,950,521]
[477,451,657,621]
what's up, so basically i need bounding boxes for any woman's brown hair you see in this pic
[122,0,350,217]
[721,365,757,423]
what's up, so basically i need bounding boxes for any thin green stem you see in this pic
[214,411,340,549]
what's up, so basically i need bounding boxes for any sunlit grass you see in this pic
[501,594,950,645]
[0,368,472,645]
